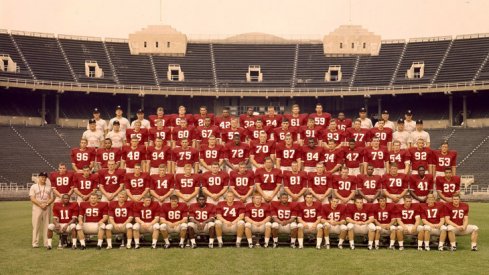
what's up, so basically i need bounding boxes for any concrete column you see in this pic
[127,96,132,122]
[377,97,382,119]
[41,93,46,126]
[462,95,467,128]
[448,95,453,127]
[364,98,369,114]
[55,93,60,125]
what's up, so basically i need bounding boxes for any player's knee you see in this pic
[416,225,424,233]
[423,225,431,232]
[76,224,82,231]
[159,224,167,231]
[340,225,348,231]
[297,223,304,229]
[447,225,455,232]
[181,223,188,230]
[316,223,324,230]
[323,223,331,229]
[48,224,55,231]
[68,224,76,231]
[245,222,252,229]
[347,223,354,230]
[473,225,479,232]
[188,222,196,229]
[208,222,215,228]
[368,223,376,232]
[126,223,133,230]
[152,224,160,230]
[214,220,222,226]
[133,223,141,231]
[99,223,106,230]
[265,222,272,228]
[290,222,298,230]
[440,225,447,231]
[390,225,397,231]
[272,222,279,229]
[237,220,245,226]
[105,224,113,231]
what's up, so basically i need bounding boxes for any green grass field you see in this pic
[0,201,488,275]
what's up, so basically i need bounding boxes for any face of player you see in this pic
[155,139,163,148]
[231,119,238,128]
[118,193,127,203]
[238,164,246,174]
[170,198,178,208]
[256,120,263,128]
[253,195,262,206]
[267,107,275,116]
[198,196,206,207]
[316,164,324,174]
[328,122,336,131]
[208,136,216,146]
[62,195,70,205]
[180,120,187,128]
[371,139,380,148]
[130,139,139,148]
[226,192,234,203]
[89,123,96,130]
[452,196,460,206]
[315,105,323,114]
[441,144,449,153]
[134,166,141,176]
[403,197,412,208]
[233,135,240,144]
[348,141,355,150]
[281,121,289,130]
[340,169,348,178]
[354,121,361,130]
[200,108,207,116]
[159,166,166,175]
[389,166,398,176]
[291,162,299,172]
[80,139,88,149]
[157,109,164,116]
[178,106,186,115]
[247,108,253,115]
[308,139,315,148]
[104,139,112,149]
[156,120,164,128]
[307,119,315,128]
[280,194,288,204]
[116,109,123,117]
[355,199,363,209]
[58,165,67,174]
[444,169,453,179]
[418,167,425,177]
[108,161,116,171]
[305,194,314,204]
[211,165,219,174]
[259,132,267,142]
[338,113,345,120]
[222,110,230,118]
[366,166,374,176]
[427,194,435,206]
[143,197,152,207]
[416,139,425,149]
[204,118,211,127]
[181,139,189,149]
[89,195,98,205]
[285,135,292,146]
[134,122,142,130]
[292,106,299,115]
[328,141,336,150]
[377,121,385,129]
[184,165,192,175]
[82,168,90,177]
[330,198,338,208]
[264,159,273,170]
[392,142,400,152]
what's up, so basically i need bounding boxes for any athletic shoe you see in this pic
[47,246,52,250]
[438,246,443,251]
[96,245,102,250]
[179,243,185,249]
[135,244,140,249]
[126,244,132,249]
[399,246,404,251]
[80,246,86,250]
[218,242,223,248]
[417,246,423,251]
[32,245,39,248]
[350,245,355,250]
[151,244,157,249]
[451,246,457,252]
[316,245,321,250]
[425,246,430,251]
[164,244,170,249]
[388,245,395,250]
[325,244,330,250]
[248,244,254,249]
[338,244,343,250]
[255,243,261,248]
[368,245,373,250]
[191,244,197,249]
[273,242,278,249]
[71,245,77,250]
[290,244,296,249]
[298,245,304,249]
[471,246,478,251]
[236,242,241,248]
[120,243,125,248]
[208,243,213,249]
[375,245,379,250]
[106,246,112,250]
[263,243,268,248]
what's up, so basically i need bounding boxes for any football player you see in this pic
[121,137,147,173]
[432,141,457,177]
[49,163,75,202]
[271,193,298,248]
[309,103,331,130]
[98,160,125,202]
[107,191,134,248]
[296,193,323,249]
[125,120,149,147]
[445,194,479,251]
[363,137,388,176]
[95,138,122,170]
[409,166,433,203]
[345,196,375,250]
[171,138,199,174]
[332,167,357,204]
[174,164,200,204]
[275,133,302,171]
[307,162,332,203]
[229,162,254,203]
[255,157,283,202]
[124,163,150,202]
[244,193,272,248]
[147,136,171,175]
[70,138,95,173]
[149,164,175,204]
[47,194,78,249]
[394,195,423,250]
[301,138,325,172]
[371,196,396,250]
[201,162,229,203]
[342,139,364,176]
[420,193,447,251]
[76,193,109,250]
[357,164,382,203]
[250,131,276,171]
[188,194,216,248]
[436,167,461,202]
[73,166,99,202]
[224,133,250,171]
[159,195,189,249]
[215,192,246,247]
[321,197,347,249]
[282,161,308,202]
[382,163,409,204]
[133,194,160,249]
[194,106,214,127]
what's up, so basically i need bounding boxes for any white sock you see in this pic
[47,239,52,246]
[390,240,395,246]
[424,240,430,247]
[179,238,185,245]
[164,238,170,244]
[291,238,296,244]
[264,238,270,245]
[247,238,253,245]
[298,238,304,247]
[209,238,214,244]
[97,239,103,246]
[236,237,242,244]
[273,237,278,243]
[438,242,444,248]
[417,240,423,247]
[317,238,323,247]
[375,240,379,246]
[325,237,330,245]
[72,239,77,246]
[135,239,140,245]
[127,239,132,246]
[471,242,477,248]
[107,239,112,247]
[368,241,373,246]
[191,239,196,245]
[349,240,354,246]
[217,237,223,244]
[338,239,344,245]
[450,242,456,247]
[399,241,404,247]
[80,239,86,246]
[152,239,157,245]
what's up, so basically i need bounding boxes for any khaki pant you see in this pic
[32,205,51,247]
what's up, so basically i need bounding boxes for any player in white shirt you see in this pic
[409,120,430,147]
[106,121,126,148]
[374,110,395,129]
[130,109,151,129]
[393,118,410,149]
[86,108,108,135]
[82,119,105,148]
[109,105,130,133]
[404,110,416,133]
[358,107,373,129]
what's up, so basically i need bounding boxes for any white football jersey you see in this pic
[82,130,104,148]
[106,130,126,148]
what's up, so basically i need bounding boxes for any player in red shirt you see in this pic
[147,137,172,175]
[124,163,150,202]
[321,198,347,249]
[224,134,250,171]
[382,163,409,204]
[96,139,122,170]
[244,193,272,248]
[107,191,134,249]
[199,135,224,173]
[363,137,388,176]
[301,138,325,172]
[444,194,479,251]
[345,196,375,250]
[125,120,149,147]
[193,105,214,127]
[215,107,232,129]
[172,138,199,174]
[171,105,194,127]
[229,162,254,203]
[246,118,271,143]
[73,166,99,202]
[322,139,344,174]
[387,140,411,174]
[297,193,324,249]
[335,112,352,131]
[272,119,298,144]
[175,164,200,204]
[188,194,217,248]
[262,105,282,131]
[98,160,125,202]
[201,162,229,203]
[408,138,434,175]
[345,119,371,148]
[159,195,189,249]
[432,141,457,177]
[50,163,75,202]
[271,193,298,248]
[333,167,357,204]
[357,164,382,203]
[283,161,308,202]
[121,137,147,173]
[394,195,423,250]
[148,106,171,128]
[320,120,345,146]
[221,117,247,144]
[133,195,160,249]
[436,167,461,202]
[47,194,78,249]
[70,138,95,173]
[371,196,396,250]
[195,117,221,149]
[215,192,245,247]
[283,104,308,131]
[172,119,196,148]
[239,107,258,129]
[420,193,447,251]
[307,162,332,203]
[255,157,283,202]
[148,119,172,147]
[299,118,322,146]
[309,103,331,130]
[409,165,433,203]
[342,139,364,176]
[369,120,393,150]
[250,131,276,171]
[76,193,109,250]
[275,133,302,172]
[149,164,175,204]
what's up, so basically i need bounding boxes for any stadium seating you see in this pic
[0,33,33,79]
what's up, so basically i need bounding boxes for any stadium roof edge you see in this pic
[409,36,453,43]
[10,30,55,38]
[456,33,489,40]
[58,34,102,42]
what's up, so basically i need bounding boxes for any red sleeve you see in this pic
[71,203,79,218]
[108,202,115,217]
[188,204,195,218]
[245,205,251,218]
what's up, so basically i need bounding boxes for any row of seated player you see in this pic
[49,159,462,210]
[43,190,478,251]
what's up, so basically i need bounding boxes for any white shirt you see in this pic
[393,130,410,149]
[109,117,130,133]
[87,118,107,133]
[82,129,105,148]
[409,130,430,145]
[358,117,373,129]
[29,183,53,203]
[374,120,395,129]
[106,130,126,148]
[131,119,151,129]
[404,120,416,133]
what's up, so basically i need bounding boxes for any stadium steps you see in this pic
[102,41,120,85]
[56,38,79,83]
[0,33,36,80]
[54,127,84,148]
[430,39,454,85]
[388,41,408,86]
[148,55,160,88]
[209,43,219,91]
[290,44,299,90]
[473,49,489,82]
[348,56,360,88]
[457,133,489,190]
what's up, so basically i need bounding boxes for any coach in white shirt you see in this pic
[409,120,431,147]
[86,108,108,135]
[106,120,126,148]
[374,110,395,129]
[358,107,373,129]
[30,172,54,248]
[82,119,104,148]
[109,105,130,133]
[393,118,410,149]
[404,110,416,133]
[130,109,151,129]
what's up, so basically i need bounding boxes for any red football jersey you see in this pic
[409,174,434,197]
[201,171,229,194]
[301,145,325,168]
[229,170,254,196]
[108,201,133,224]
[322,148,345,171]
[262,114,282,131]
[79,202,108,223]
[195,125,221,145]
[250,140,276,164]
[307,172,332,195]
[297,201,322,222]
[369,128,393,147]
[171,114,195,127]
[435,176,461,198]
[124,173,150,195]
[96,148,122,169]
[371,203,396,224]
[272,127,298,143]
[363,146,388,169]
[356,174,382,196]
[320,129,346,144]
[216,201,245,222]
[199,144,224,166]
[74,173,99,196]
[332,175,357,198]
[147,145,172,168]
[172,125,196,146]
[420,202,445,224]
[49,171,75,195]
[283,170,308,194]
[432,150,457,172]
[133,201,160,223]
[245,202,271,222]
[221,127,247,143]
[346,204,373,222]
[148,127,172,144]
[175,173,200,195]
[255,168,283,191]
[444,202,469,226]
[309,113,331,129]
[283,113,308,129]
[388,149,411,170]
[193,114,215,127]
[189,202,216,222]
[345,128,370,148]
[246,126,271,142]
[224,142,250,165]
[148,114,171,128]
[160,202,188,222]
[125,128,149,146]
[342,147,365,169]
[98,169,125,193]
[395,203,420,224]
[215,115,232,129]
[335,118,353,131]
[53,202,79,223]
[299,125,322,143]
[271,201,298,221]
[239,114,258,129]
[408,147,434,171]
[172,146,199,168]
[382,174,408,195]
[322,203,347,222]
[121,145,147,169]
[150,173,175,197]
[70,147,95,170]
[275,143,301,167]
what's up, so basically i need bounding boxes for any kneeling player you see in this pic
[271,193,298,248]
[77,193,109,250]
[371,196,396,250]
[445,194,479,251]
[107,191,134,249]
[321,198,347,249]
[47,194,78,249]
[394,195,423,250]
[216,192,245,247]
[188,194,216,248]
[297,193,324,249]
[133,195,160,249]
[159,195,189,249]
[345,196,375,250]
[244,193,272,248]
[420,193,447,251]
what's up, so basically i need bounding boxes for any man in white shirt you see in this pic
[109,105,130,133]
[130,109,151,129]
[374,110,395,129]
[409,120,431,147]
[106,121,126,148]
[358,107,373,129]
[82,119,104,148]
[393,118,410,149]
[29,172,54,248]
[404,110,416,133]
[86,108,108,135]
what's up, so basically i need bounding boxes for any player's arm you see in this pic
[410,189,423,202]
[329,163,342,174]
[109,216,117,227]
[202,186,214,199]
[188,187,200,201]
[412,216,421,233]
[271,183,282,200]
[436,189,451,202]
[346,216,359,225]
[149,216,159,226]
[140,187,150,198]
[199,159,212,171]
[255,182,266,198]
[125,189,137,202]
[249,154,260,169]
[99,214,109,225]
[135,217,144,224]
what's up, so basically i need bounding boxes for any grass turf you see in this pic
[0,201,487,275]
